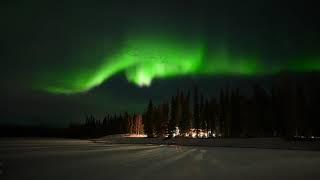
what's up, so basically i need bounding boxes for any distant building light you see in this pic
[192,132,197,138]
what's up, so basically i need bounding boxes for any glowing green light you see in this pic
[34,32,319,94]
[38,33,205,93]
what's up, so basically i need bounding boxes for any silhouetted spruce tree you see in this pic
[275,74,298,137]
[199,93,207,132]
[161,103,170,136]
[102,116,107,128]
[180,91,191,135]
[230,88,242,137]
[186,91,192,130]
[193,87,200,136]
[271,85,284,137]
[168,96,177,137]
[154,106,161,136]
[309,82,320,136]
[203,99,210,136]
[208,98,217,136]
[296,86,307,136]
[252,84,272,137]
[219,89,226,136]
[143,100,154,137]
[224,87,232,137]
[175,90,183,134]
[154,104,167,137]
[315,85,320,136]
[123,112,129,133]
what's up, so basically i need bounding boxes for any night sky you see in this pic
[2,0,319,126]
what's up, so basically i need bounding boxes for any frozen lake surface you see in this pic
[1,138,320,180]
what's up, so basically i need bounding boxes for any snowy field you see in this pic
[1,138,320,180]
[95,135,320,151]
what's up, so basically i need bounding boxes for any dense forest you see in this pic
[75,73,320,139]
[1,73,319,139]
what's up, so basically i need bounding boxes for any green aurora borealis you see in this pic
[36,32,319,94]
[2,0,320,126]
[18,2,318,95]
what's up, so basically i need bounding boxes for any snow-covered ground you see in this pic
[1,138,320,180]
[94,135,320,151]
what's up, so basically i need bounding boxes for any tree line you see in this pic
[68,113,143,138]
[72,73,320,139]
[143,74,320,138]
